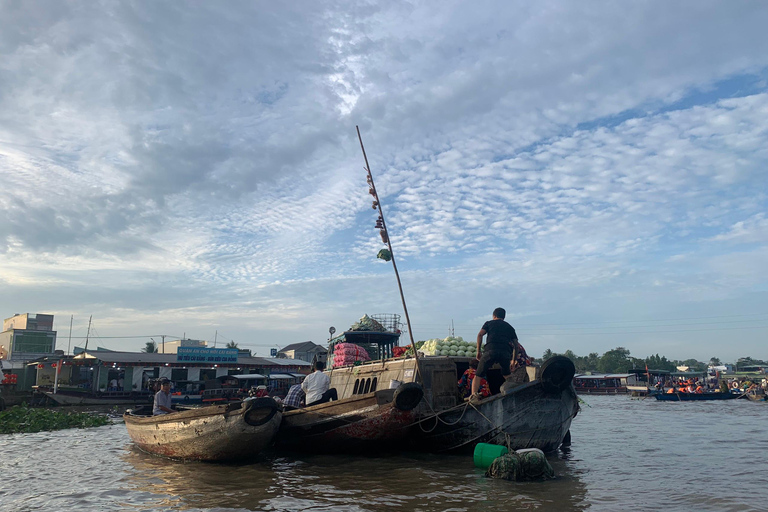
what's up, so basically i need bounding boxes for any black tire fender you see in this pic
[540,356,576,393]
[243,397,279,426]
[393,382,424,411]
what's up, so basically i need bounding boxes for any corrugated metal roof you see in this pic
[71,351,312,367]
[259,357,312,366]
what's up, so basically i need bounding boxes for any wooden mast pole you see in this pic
[356,126,421,380]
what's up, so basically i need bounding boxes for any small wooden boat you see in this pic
[654,392,740,401]
[124,397,282,461]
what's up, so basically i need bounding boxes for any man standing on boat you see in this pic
[153,379,174,415]
[302,361,338,407]
[471,307,518,400]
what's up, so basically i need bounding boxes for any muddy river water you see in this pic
[1,395,766,511]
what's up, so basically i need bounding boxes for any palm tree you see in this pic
[142,341,158,353]
[226,340,239,349]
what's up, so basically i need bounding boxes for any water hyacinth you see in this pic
[0,405,112,434]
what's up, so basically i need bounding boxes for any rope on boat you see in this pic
[415,392,579,444]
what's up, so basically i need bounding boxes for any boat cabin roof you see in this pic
[575,373,631,379]
[629,368,670,375]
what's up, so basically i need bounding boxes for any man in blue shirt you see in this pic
[153,379,174,415]
[284,383,305,410]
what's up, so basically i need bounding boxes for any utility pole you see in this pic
[161,335,165,354]
[67,315,73,355]
[83,315,93,353]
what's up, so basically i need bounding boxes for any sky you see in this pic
[1,1,767,363]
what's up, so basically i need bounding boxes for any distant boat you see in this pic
[40,387,152,406]
[655,392,740,401]
[124,398,282,461]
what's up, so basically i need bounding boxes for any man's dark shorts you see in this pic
[476,348,512,379]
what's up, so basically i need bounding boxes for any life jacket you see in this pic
[666,388,675,394]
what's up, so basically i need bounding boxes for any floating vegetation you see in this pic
[0,405,112,434]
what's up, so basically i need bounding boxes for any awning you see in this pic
[268,374,295,379]
[232,374,266,380]
[290,373,307,379]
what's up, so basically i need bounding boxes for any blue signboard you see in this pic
[177,347,238,363]
[270,348,278,357]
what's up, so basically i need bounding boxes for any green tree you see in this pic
[142,341,158,353]
[598,347,632,373]
[542,348,554,361]
[645,354,677,372]
[226,341,239,349]
[709,357,721,366]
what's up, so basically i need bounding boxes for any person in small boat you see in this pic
[302,361,338,407]
[666,385,676,394]
[153,379,174,415]
[458,359,491,399]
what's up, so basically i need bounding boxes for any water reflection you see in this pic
[4,397,765,512]
[121,446,589,512]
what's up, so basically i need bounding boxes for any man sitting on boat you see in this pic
[283,383,305,410]
[458,359,491,399]
[302,361,338,407]
[153,379,174,415]
[471,307,518,400]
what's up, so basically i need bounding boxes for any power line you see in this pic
[517,325,768,336]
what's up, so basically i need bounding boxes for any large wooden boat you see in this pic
[654,392,740,401]
[124,397,282,461]
[411,355,578,453]
[275,355,577,454]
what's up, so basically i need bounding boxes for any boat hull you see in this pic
[412,380,579,453]
[655,392,739,401]
[44,390,151,406]
[275,388,417,452]
[124,398,282,461]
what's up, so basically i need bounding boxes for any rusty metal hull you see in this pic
[275,390,416,452]
[124,399,281,461]
[412,381,579,453]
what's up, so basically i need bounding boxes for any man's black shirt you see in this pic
[481,319,517,351]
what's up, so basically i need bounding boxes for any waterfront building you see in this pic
[27,350,312,395]
[277,341,327,364]
[0,313,57,363]
[153,338,207,354]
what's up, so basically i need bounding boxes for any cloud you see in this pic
[1,1,767,360]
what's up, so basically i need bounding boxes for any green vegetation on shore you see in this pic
[0,405,112,434]
[538,347,766,374]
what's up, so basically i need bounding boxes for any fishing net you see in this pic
[485,449,554,481]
